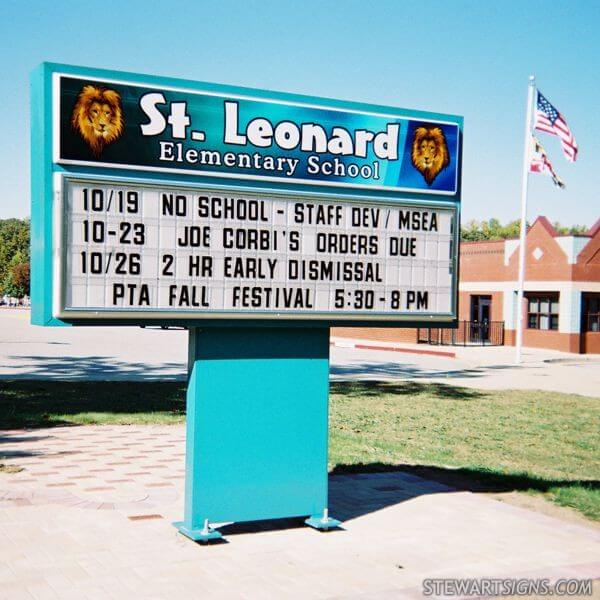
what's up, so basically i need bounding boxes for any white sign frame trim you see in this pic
[53,172,459,322]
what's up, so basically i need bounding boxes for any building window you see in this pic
[527,294,559,330]
[583,295,600,332]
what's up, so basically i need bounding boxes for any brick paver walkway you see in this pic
[1,426,599,599]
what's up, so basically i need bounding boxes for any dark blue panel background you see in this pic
[59,76,460,195]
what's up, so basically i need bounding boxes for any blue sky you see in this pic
[1,0,598,226]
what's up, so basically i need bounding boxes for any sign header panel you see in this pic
[56,176,457,321]
[55,75,460,195]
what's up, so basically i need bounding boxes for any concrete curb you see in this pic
[330,339,456,359]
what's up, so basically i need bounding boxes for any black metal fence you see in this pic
[418,321,505,346]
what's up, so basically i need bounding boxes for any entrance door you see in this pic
[470,295,492,342]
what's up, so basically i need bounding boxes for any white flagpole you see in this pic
[515,75,536,364]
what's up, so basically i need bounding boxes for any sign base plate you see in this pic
[305,515,342,531]
[173,521,224,543]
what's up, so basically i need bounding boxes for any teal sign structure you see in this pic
[31,63,463,541]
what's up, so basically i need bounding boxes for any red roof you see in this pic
[587,218,600,237]
[530,216,557,237]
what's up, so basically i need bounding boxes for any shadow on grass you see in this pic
[330,380,486,400]
[0,380,186,429]
[0,380,486,429]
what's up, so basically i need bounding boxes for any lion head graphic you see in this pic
[411,126,450,186]
[71,85,124,155]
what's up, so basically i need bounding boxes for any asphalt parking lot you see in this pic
[1,309,599,396]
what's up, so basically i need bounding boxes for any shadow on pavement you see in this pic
[3,353,538,384]
[219,516,308,537]
[330,361,541,381]
[326,464,600,523]
[2,355,186,381]
[331,463,600,495]
[213,464,600,537]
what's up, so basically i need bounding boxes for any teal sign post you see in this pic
[31,63,462,541]
[179,328,331,540]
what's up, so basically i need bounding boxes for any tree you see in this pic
[461,218,524,241]
[1,251,30,298]
[460,218,585,241]
[461,219,486,241]
[7,262,30,298]
[552,222,588,235]
[0,219,30,292]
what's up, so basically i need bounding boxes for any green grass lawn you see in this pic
[1,379,598,520]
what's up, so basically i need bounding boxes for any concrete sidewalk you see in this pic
[1,426,599,599]
[332,335,600,365]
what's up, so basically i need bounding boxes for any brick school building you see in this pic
[333,216,600,354]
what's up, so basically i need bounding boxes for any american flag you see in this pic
[529,136,565,188]
[534,91,578,162]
